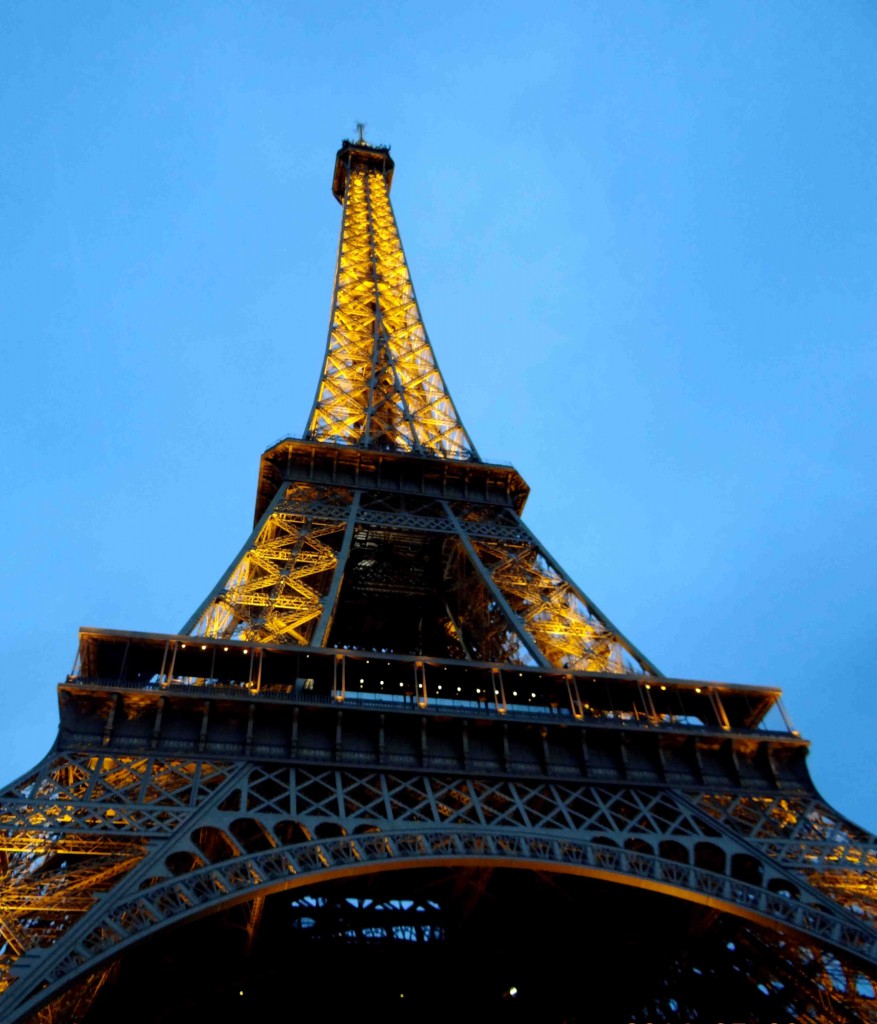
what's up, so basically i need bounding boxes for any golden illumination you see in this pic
[470,536,638,673]
[191,484,350,643]
[307,163,474,459]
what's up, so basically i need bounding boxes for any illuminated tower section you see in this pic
[0,138,874,1024]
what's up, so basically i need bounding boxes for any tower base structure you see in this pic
[0,628,874,1021]
[1,138,875,1023]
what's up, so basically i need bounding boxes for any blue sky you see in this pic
[1,2,875,826]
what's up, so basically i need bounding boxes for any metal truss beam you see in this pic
[1,738,875,1022]
[306,142,476,460]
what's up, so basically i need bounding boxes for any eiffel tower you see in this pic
[1,135,875,1024]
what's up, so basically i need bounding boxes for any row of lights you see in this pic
[174,647,657,707]
[179,648,542,687]
[181,643,250,654]
[644,683,703,694]
[351,676,540,701]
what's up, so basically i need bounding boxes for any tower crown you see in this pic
[331,138,395,202]
[306,138,477,460]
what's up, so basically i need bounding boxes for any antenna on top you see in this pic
[355,122,366,144]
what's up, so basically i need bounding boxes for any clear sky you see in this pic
[2,2,875,827]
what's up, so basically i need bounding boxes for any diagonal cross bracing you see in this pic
[307,147,477,460]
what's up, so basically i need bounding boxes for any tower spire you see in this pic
[306,138,478,460]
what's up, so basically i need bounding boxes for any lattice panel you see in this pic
[464,531,646,673]
[189,484,353,643]
[696,793,877,868]
[307,165,475,459]
[0,848,143,1000]
[0,755,232,839]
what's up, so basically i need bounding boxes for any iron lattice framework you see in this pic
[0,138,874,1024]
[306,142,475,459]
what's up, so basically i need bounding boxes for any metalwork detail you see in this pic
[307,147,476,459]
[28,967,116,1024]
[697,793,877,867]
[1,753,875,1022]
[24,834,877,990]
[188,484,354,643]
[183,482,657,671]
[356,494,456,533]
[449,502,653,674]
[632,925,877,1024]
[1,137,874,1024]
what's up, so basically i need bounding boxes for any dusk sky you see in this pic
[2,2,875,827]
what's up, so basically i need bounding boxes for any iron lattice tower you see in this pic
[0,139,875,1023]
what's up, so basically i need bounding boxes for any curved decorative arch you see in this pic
[7,825,876,1024]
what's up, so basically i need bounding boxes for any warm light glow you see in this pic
[468,534,645,673]
[306,166,475,460]
[187,482,352,645]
